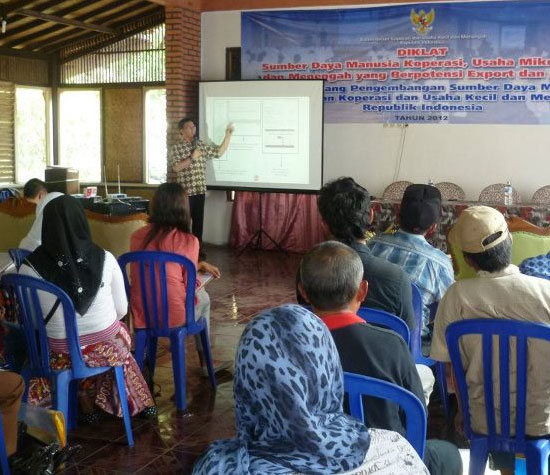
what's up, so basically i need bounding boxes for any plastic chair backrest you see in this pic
[118,251,198,337]
[8,248,31,270]
[344,371,426,458]
[0,273,91,378]
[0,189,12,203]
[357,307,410,348]
[445,318,550,444]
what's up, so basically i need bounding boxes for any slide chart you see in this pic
[204,96,310,184]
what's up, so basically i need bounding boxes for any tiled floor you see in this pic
[57,245,468,474]
[60,246,303,474]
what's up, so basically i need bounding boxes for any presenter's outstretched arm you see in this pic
[217,123,234,156]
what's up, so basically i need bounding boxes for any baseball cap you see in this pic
[449,205,509,253]
[400,184,441,232]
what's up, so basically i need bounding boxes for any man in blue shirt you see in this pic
[367,184,454,341]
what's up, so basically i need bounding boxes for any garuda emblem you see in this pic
[410,8,435,36]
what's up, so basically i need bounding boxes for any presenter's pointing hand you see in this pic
[226,123,234,135]
[191,148,202,160]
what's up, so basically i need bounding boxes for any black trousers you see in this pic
[425,439,463,475]
[189,193,206,244]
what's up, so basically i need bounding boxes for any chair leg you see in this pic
[53,374,72,431]
[0,415,10,475]
[170,332,186,411]
[469,439,489,475]
[436,362,450,419]
[525,445,548,475]
[21,371,30,404]
[113,366,134,447]
[199,329,217,390]
[147,337,158,378]
[68,380,78,430]
[134,331,147,372]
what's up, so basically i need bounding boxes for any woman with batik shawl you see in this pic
[19,195,155,419]
[192,304,428,474]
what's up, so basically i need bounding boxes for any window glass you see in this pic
[59,90,101,182]
[15,87,50,184]
[145,88,167,184]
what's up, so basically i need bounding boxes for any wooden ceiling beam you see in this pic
[13,9,115,33]
[44,4,160,54]
[4,0,39,14]
[2,0,91,42]
[148,0,199,8]
[58,9,164,63]
[2,0,146,49]
[0,45,51,59]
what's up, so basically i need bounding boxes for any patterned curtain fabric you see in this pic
[229,192,325,253]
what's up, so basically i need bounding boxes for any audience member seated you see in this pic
[0,371,24,457]
[19,195,156,420]
[298,241,461,475]
[431,205,550,475]
[315,177,416,332]
[367,184,454,341]
[192,304,429,474]
[18,179,63,252]
[519,251,550,280]
[130,182,227,374]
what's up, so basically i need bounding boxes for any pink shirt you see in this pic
[130,225,199,328]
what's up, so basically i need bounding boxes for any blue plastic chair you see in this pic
[0,189,12,203]
[356,306,410,347]
[344,371,426,458]
[446,318,550,475]
[411,283,450,419]
[118,251,216,411]
[0,274,134,447]
[0,413,9,474]
[8,248,31,270]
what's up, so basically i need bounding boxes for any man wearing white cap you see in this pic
[430,205,550,474]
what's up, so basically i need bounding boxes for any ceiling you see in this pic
[0,0,165,62]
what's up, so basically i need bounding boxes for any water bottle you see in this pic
[504,180,513,206]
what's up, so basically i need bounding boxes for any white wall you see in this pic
[201,12,241,245]
[201,9,550,244]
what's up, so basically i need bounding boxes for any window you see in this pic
[144,88,166,184]
[59,89,101,182]
[0,82,15,184]
[15,86,51,184]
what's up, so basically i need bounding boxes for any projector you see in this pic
[107,193,127,201]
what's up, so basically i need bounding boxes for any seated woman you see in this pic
[192,304,428,474]
[130,182,225,372]
[19,195,155,419]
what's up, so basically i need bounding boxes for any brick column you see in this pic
[165,6,201,176]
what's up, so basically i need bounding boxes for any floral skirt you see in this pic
[29,324,154,417]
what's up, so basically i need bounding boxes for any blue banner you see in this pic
[242,1,550,124]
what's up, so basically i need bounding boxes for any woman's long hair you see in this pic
[142,182,192,249]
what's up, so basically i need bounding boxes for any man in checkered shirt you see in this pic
[168,117,234,253]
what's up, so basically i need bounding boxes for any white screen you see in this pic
[199,80,324,192]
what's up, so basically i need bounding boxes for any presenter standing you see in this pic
[169,117,234,256]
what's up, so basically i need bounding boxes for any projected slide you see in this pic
[205,97,309,184]
[199,81,323,192]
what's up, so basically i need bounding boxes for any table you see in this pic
[370,200,550,253]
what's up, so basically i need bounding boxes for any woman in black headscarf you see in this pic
[19,195,155,419]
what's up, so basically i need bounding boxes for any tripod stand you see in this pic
[238,192,287,255]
